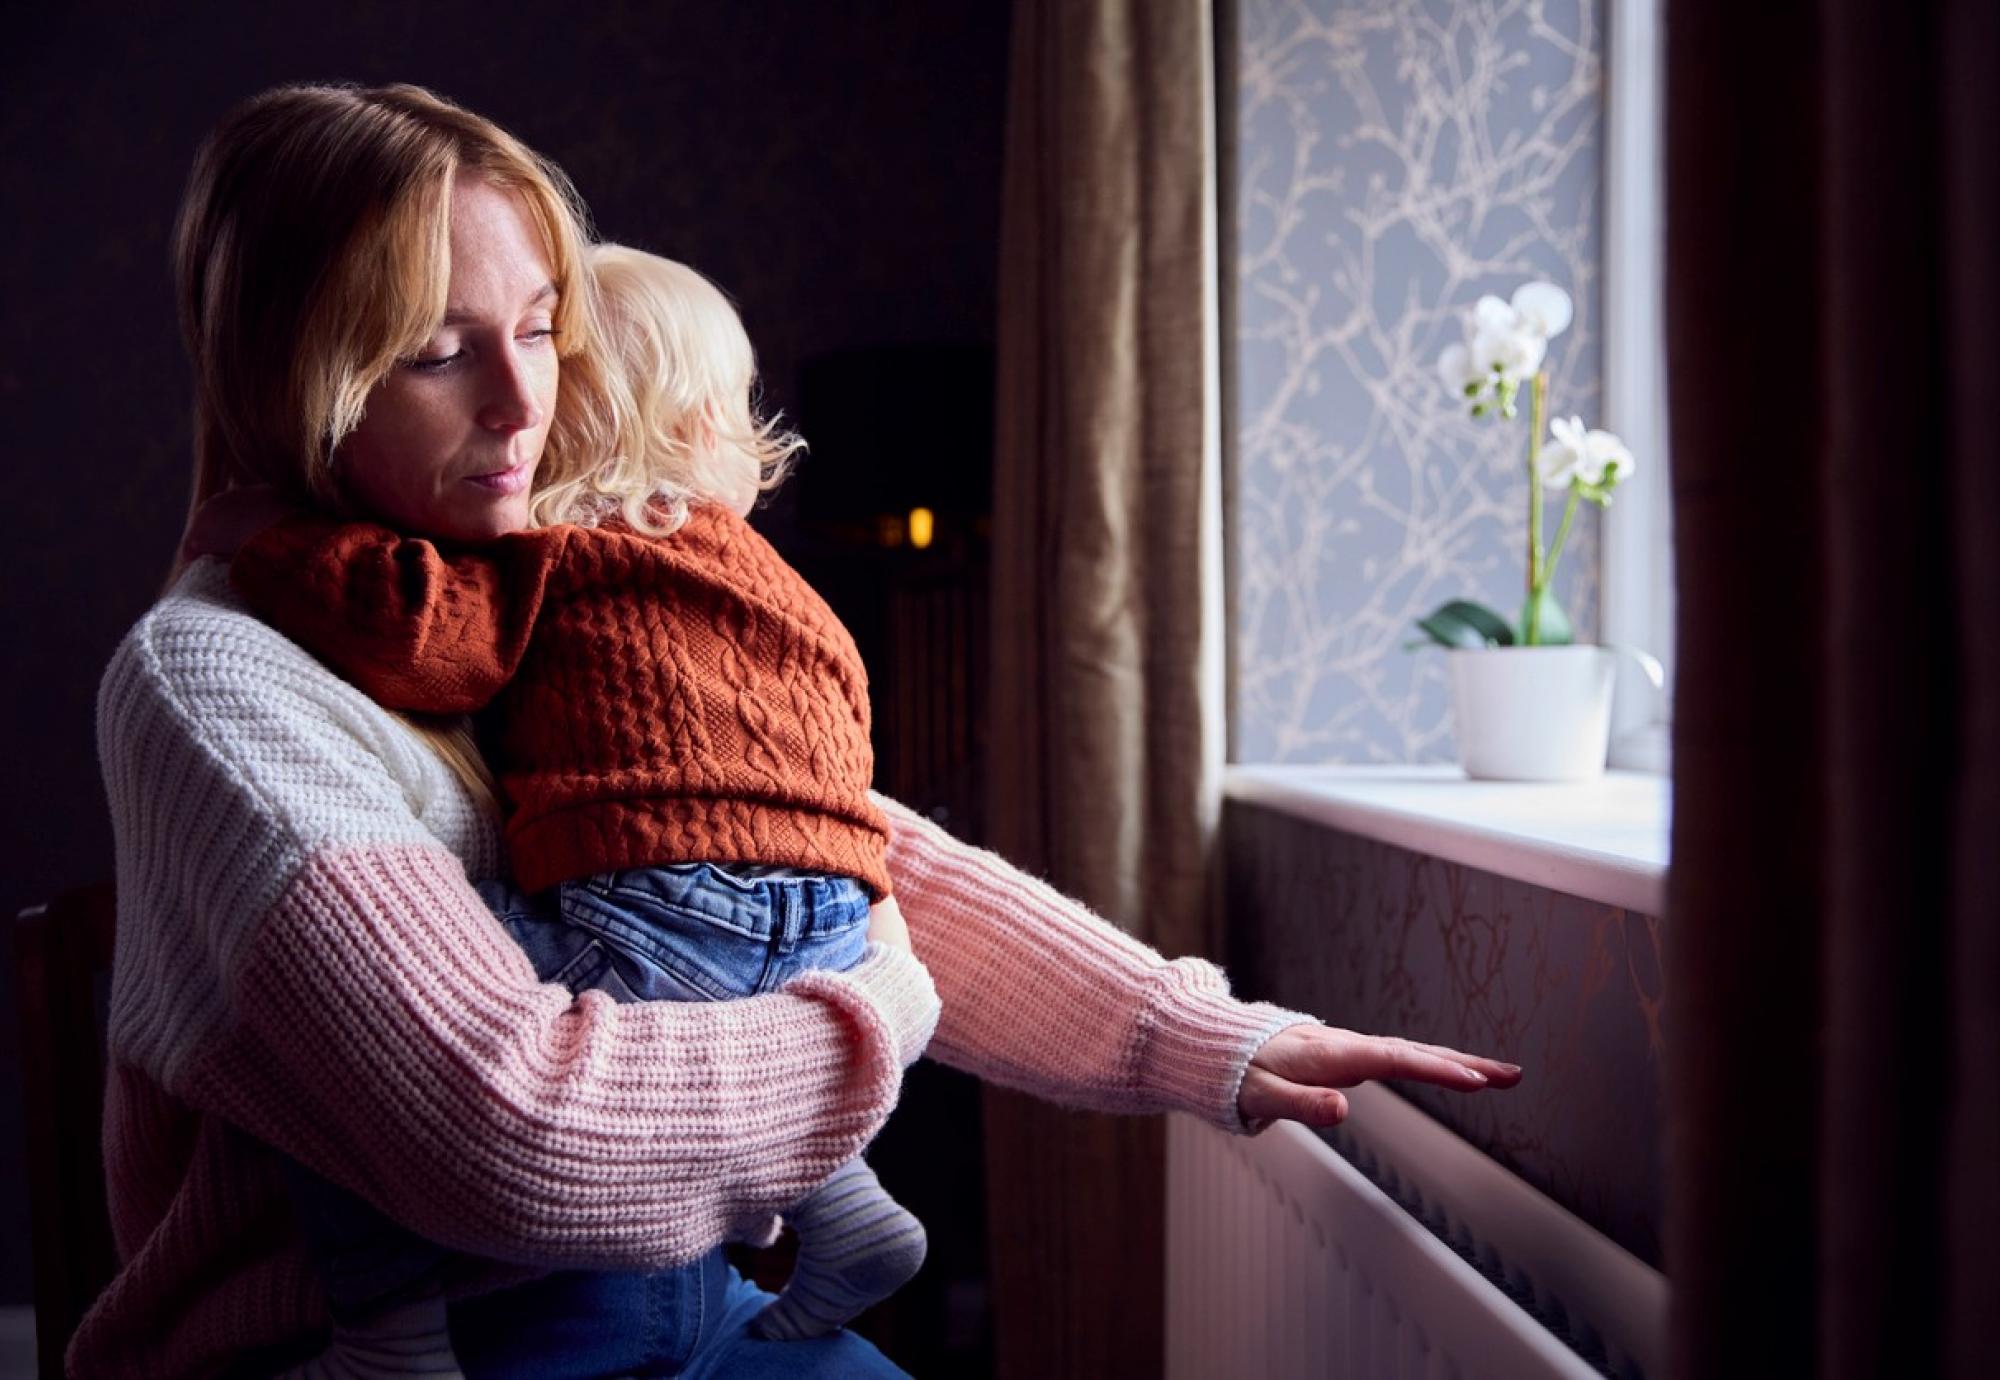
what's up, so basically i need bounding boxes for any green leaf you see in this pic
[1414,609,1488,650]
[1519,588,1574,646]
[1434,600,1514,646]
[1412,598,1515,651]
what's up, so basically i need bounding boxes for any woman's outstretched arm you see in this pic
[98,578,938,1276]
[873,793,1519,1133]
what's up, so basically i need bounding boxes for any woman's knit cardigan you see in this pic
[71,562,1313,1378]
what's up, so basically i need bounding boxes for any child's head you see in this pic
[532,243,801,531]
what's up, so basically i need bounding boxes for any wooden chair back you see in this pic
[13,884,117,1380]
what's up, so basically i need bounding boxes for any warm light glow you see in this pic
[908,507,935,550]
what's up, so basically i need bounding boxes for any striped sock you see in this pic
[752,1158,927,1341]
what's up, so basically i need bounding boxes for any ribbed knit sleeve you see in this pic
[95,573,939,1277]
[872,793,1318,1135]
[231,515,569,714]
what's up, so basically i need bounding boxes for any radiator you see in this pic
[1165,1087,1667,1380]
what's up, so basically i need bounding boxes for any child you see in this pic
[227,245,928,1348]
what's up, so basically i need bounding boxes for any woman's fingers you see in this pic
[1249,1025,1524,1099]
[1238,1065,1350,1128]
[1354,1036,1499,1089]
[1404,1039,1524,1086]
[1238,1024,1524,1130]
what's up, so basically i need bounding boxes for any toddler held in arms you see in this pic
[199,244,928,1344]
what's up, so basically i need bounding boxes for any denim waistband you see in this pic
[573,862,870,948]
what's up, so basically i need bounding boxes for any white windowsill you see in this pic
[1224,764,1669,917]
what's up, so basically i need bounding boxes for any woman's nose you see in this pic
[477,349,546,434]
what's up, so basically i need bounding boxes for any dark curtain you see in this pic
[983,0,1223,1374]
[1665,1,2000,1376]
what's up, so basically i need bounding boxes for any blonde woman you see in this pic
[85,82,1520,1378]
[209,245,932,1355]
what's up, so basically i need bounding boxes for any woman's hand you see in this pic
[866,895,912,953]
[181,484,297,562]
[1238,1024,1522,1128]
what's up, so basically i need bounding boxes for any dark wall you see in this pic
[0,0,1010,1309]
[1224,801,1667,1268]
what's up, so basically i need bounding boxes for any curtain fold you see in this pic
[983,0,1223,1373]
[1665,2,2000,1375]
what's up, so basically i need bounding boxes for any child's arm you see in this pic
[231,514,572,713]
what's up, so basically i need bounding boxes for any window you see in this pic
[1602,0,1674,769]
[1229,0,1673,773]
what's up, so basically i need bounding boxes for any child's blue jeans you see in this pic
[283,863,902,1377]
[490,863,872,1006]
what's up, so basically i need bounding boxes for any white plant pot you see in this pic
[1448,645,1617,782]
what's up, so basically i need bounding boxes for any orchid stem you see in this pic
[1544,485,1581,594]
[1525,371,1547,644]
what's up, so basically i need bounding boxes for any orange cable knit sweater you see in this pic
[232,503,892,897]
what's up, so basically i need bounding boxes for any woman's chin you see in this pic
[430,491,534,543]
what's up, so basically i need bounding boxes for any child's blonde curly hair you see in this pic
[531,243,803,533]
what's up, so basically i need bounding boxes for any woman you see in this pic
[79,82,1519,1378]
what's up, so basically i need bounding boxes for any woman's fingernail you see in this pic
[1464,1068,1489,1084]
[1499,1063,1522,1075]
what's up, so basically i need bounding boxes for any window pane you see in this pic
[1231,0,1609,764]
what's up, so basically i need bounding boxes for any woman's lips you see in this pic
[464,459,534,495]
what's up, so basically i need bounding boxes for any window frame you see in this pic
[1602,0,1675,772]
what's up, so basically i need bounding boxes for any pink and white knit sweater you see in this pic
[73,562,1314,1378]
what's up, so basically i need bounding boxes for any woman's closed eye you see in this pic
[406,348,465,374]
[404,326,557,374]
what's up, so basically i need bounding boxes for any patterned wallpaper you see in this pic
[1224,801,1665,1266]
[1232,0,1606,762]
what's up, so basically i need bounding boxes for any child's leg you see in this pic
[276,1156,457,1321]
[750,1155,928,1341]
[551,866,929,1339]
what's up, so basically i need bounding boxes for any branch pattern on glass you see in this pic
[1234,0,1606,761]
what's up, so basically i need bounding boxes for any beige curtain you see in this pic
[983,0,1224,1374]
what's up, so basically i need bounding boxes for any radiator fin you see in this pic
[1165,1107,1659,1380]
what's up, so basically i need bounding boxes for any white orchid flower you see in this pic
[1435,280,1573,417]
[1437,336,1516,414]
[1510,281,1573,340]
[1541,415,1589,488]
[1472,317,1547,382]
[1541,415,1635,491]
[1438,342,1477,395]
[1472,294,1520,337]
[1578,428,1635,486]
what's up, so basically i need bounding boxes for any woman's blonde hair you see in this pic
[172,81,621,549]
[535,243,801,534]
[172,82,629,809]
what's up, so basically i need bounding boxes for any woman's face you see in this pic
[336,176,560,542]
